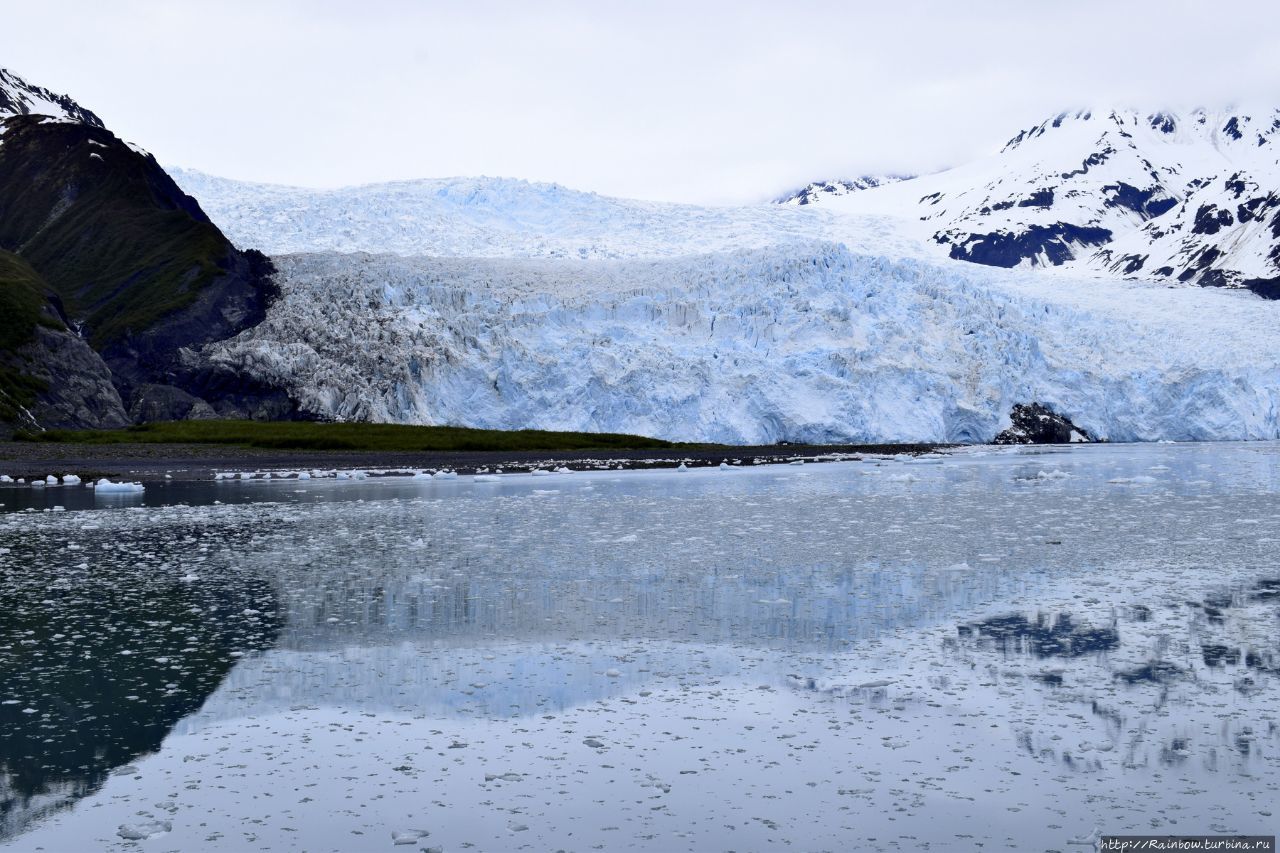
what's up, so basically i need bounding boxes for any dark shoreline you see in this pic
[0,440,951,483]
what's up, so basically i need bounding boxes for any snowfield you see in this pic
[169,168,927,261]
[202,243,1280,443]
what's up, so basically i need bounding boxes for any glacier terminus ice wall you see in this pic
[200,243,1280,444]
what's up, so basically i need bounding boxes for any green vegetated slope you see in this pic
[0,249,60,421]
[0,249,55,350]
[18,420,679,452]
[0,115,233,347]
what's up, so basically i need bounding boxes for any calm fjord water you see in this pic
[2,443,1278,850]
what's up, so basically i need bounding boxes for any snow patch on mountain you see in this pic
[0,68,103,127]
[201,245,1280,444]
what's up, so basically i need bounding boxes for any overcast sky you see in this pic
[5,0,1279,203]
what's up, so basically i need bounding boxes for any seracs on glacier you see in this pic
[190,196,1280,444]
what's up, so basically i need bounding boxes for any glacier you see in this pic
[171,167,1280,444]
[201,242,1280,444]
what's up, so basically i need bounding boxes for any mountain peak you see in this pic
[773,175,914,206]
[0,67,104,128]
[1000,106,1280,153]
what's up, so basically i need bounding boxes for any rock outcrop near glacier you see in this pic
[993,404,1094,445]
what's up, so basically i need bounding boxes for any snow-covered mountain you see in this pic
[0,68,103,127]
[774,175,912,206]
[790,108,1280,295]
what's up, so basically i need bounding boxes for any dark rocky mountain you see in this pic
[0,69,297,433]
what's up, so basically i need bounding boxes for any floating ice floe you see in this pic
[391,829,430,846]
[433,470,458,479]
[93,479,145,494]
[116,820,171,841]
[1108,475,1158,485]
[61,474,81,485]
[473,474,501,482]
[1018,469,1072,481]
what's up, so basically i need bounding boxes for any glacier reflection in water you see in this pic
[2,443,1279,850]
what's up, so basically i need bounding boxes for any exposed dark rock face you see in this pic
[1102,182,1178,219]
[0,324,129,438]
[100,248,280,412]
[126,384,218,423]
[993,403,1095,445]
[941,224,1113,268]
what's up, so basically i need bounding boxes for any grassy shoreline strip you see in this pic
[14,420,680,453]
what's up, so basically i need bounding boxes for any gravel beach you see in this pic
[0,441,947,483]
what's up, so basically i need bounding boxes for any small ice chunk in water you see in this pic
[61,474,81,485]
[94,479,145,493]
[117,820,171,841]
[677,463,688,471]
[473,474,501,482]
[433,470,458,479]
[391,829,430,845]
